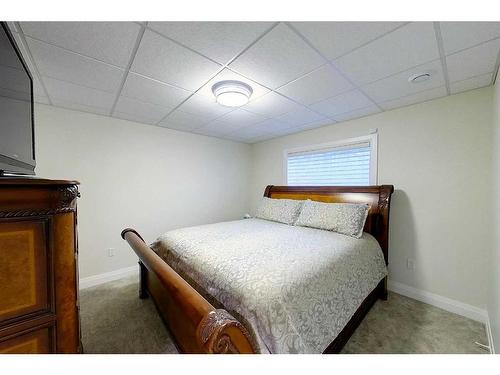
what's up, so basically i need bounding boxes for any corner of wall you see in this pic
[488,69,500,352]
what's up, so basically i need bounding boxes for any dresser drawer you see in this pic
[0,220,53,326]
[0,325,55,354]
[0,180,80,354]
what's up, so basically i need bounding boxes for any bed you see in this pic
[121,185,394,354]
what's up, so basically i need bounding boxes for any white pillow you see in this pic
[295,200,370,238]
[255,197,304,225]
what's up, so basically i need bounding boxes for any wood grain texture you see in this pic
[122,229,255,353]
[0,178,80,354]
[0,326,53,354]
[266,185,394,352]
[0,221,51,325]
[52,213,80,353]
[122,185,394,354]
[264,185,394,266]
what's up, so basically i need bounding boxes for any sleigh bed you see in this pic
[121,185,394,354]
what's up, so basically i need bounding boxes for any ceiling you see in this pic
[7,21,500,143]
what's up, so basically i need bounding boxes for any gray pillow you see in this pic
[255,197,304,225]
[295,200,370,238]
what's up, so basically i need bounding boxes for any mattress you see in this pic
[151,218,387,353]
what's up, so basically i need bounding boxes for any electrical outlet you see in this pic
[108,248,115,257]
[407,258,415,270]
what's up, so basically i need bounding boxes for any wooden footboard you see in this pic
[121,185,394,354]
[120,228,256,354]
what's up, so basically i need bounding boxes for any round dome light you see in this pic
[212,80,253,107]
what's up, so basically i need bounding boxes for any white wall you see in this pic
[34,87,495,315]
[34,105,252,278]
[251,88,493,310]
[490,78,500,350]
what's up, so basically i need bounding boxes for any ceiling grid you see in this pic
[6,21,500,143]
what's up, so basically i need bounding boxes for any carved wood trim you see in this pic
[376,185,394,265]
[0,186,80,218]
[56,186,80,209]
[122,185,394,354]
[0,178,80,353]
[0,207,74,218]
[197,309,252,354]
[377,185,392,212]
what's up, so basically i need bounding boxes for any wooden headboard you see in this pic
[264,185,394,265]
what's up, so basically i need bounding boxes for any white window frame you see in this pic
[283,133,378,186]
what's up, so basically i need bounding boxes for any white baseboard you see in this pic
[486,313,496,354]
[79,265,138,290]
[388,280,488,324]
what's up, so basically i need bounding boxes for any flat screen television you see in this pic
[0,22,35,176]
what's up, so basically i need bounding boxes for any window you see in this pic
[285,134,377,186]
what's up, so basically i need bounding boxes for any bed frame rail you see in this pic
[121,185,394,354]
[121,228,256,354]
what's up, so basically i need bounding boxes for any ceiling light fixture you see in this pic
[212,80,253,107]
[408,73,431,83]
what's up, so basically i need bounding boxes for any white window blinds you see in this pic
[286,138,375,186]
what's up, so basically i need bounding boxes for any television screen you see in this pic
[0,22,35,175]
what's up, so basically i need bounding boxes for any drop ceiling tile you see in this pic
[310,89,374,117]
[254,118,295,133]
[449,73,493,94]
[251,121,282,135]
[276,106,327,127]
[148,22,273,64]
[121,72,192,108]
[196,68,270,102]
[51,99,110,116]
[271,126,304,137]
[276,64,354,105]
[113,96,173,125]
[214,108,268,128]
[243,92,302,118]
[192,126,228,138]
[177,93,234,121]
[131,29,221,91]
[34,95,50,105]
[296,118,335,131]
[32,77,46,97]
[229,23,324,89]
[440,22,500,55]
[20,22,141,67]
[158,110,209,131]
[362,59,445,103]
[335,22,439,85]
[379,86,447,110]
[198,109,266,136]
[291,22,404,60]
[334,105,381,122]
[226,121,275,139]
[26,37,124,93]
[446,38,500,82]
[43,76,115,110]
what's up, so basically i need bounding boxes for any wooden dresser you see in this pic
[0,178,81,354]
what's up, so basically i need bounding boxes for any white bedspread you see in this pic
[151,218,387,353]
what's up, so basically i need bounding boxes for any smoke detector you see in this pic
[408,73,431,83]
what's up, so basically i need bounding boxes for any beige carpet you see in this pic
[79,275,489,354]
